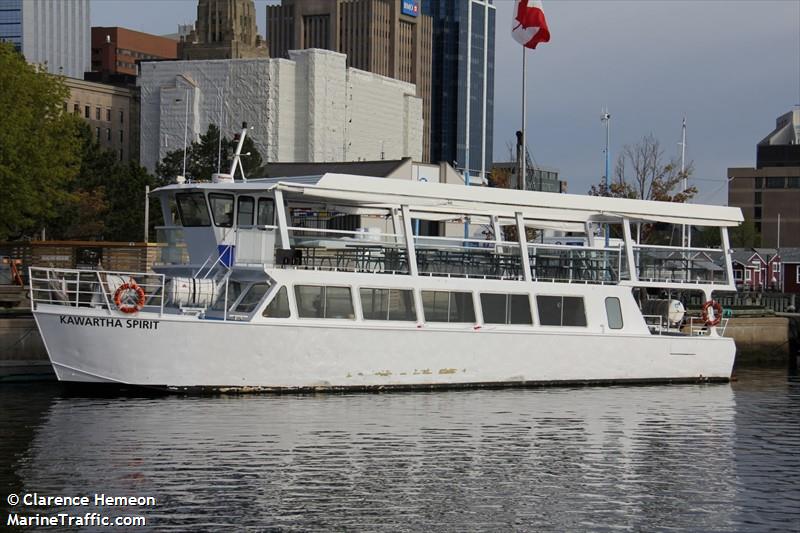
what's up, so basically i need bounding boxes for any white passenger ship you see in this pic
[30,153,743,390]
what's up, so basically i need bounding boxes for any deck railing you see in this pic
[633,245,728,285]
[528,244,625,284]
[29,267,166,316]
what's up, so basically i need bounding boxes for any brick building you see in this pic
[90,27,178,78]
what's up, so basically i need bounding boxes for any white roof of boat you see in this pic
[153,173,743,227]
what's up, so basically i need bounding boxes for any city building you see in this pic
[728,108,800,247]
[0,0,90,78]
[63,77,138,162]
[266,0,433,162]
[90,27,178,78]
[422,0,495,182]
[180,0,267,60]
[138,49,423,174]
[490,162,566,193]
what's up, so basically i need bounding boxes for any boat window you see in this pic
[421,290,475,323]
[211,281,242,311]
[232,283,269,313]
[237,196,255,227]
[537,296,587,327]
[258,198,275,226]
[263,286,291,318]
[209,194,234,228]
[175,192,211,227]
[480,293,532,325]
[295,285,355,319]
[360,288,417,321]
[605,297,623,329]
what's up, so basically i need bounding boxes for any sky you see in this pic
[91,0,800,205]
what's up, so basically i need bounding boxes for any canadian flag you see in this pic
[512,0,550,49]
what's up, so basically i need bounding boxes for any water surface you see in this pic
[1,370,798,531]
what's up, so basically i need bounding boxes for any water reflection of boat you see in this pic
[14,385,739,530]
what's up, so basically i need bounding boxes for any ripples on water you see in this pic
[1,370,798,532]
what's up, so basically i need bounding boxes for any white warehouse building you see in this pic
[138,48,424,175]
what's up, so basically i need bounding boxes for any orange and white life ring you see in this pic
[701,300,723,327]
[114,281,145,314]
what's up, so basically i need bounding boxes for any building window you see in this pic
[773,263,781,274]
[95,107,101,120]
[95,127,100,140]
[106,128,111,141]
[84,105,90,118]
[754,207,762,219]
[360,288,416,321]
[536,296,587,327]
[295,286,355,319]
[745,269,752,282]
[734,269,742,281]
[73,103,79,115]
[262,286,291,318]
[754,177,763,189]
[119,110,124,123]
[788,177,800,188]
[754,191,762,205]
[766,177,785,189]
[118,149,124,161]
[797,265,800,283]
[119,130,124,143]
[106,109,111,122]
[479,293,532,325]
[421,290,475,323]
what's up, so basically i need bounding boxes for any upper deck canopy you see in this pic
[154,173,744,228]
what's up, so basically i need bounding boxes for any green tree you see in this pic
[729,217,761,248]
[155,124,264,183]
[0,43,82,240]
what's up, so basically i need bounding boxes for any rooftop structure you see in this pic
[180,0,267,60]
[267,0,433,162]
[729,108,800,247]
[0,0,90,78]
[91,27,178,78]
[138,49,423,174]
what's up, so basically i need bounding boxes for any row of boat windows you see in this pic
[228,283,624,329]
[176,192,275,228]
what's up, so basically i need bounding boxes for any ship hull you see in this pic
[34,307,736,390]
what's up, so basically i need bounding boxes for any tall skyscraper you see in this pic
[180,0,267,60]
[422,0,495,182]
[0,0,90,79]
[267,0,433,162]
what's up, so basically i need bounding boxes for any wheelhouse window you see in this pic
[605,297,623,330]
[421,290,475,323]
[537,296,587,327]
[175,192,211,227]
[258,198,275,226]
[295,286,355,319]
[480,293,532,325]
[237,196,255,227]
[232,283,269,313]
[360,288,416,321]
[263,286,291,318]
[209,194,234,228]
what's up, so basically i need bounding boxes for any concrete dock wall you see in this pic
[0,316,52,381]
[722,317,792,366]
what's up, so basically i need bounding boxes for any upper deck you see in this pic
[149,173,743,294]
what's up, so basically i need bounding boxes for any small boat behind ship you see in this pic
[29,145,743,390]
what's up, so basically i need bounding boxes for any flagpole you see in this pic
[521,46,526,191]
